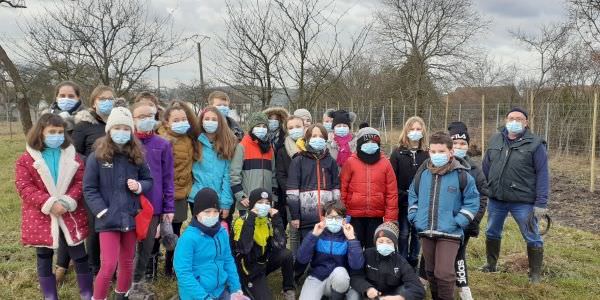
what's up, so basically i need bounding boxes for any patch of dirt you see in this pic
[548,172,600,233]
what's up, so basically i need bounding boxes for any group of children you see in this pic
[17,81,488,300]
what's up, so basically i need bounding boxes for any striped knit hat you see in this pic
[374,222,400,248]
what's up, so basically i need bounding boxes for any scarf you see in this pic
[135,131,154,140]
[191,217,220,237]
[284,136,301,158]
[253,217,273,248]
[334,134,353,166]
[250,133,272,154]
[427,158,459,175]
[295,138,307,152]
[357,149,381,165]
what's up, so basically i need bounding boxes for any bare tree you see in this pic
[274,0,369,108]
[0,0,25,8]
[0,44,33,133]
[456,55,517,88]
[20,0,192,96]
[569,0,600,51]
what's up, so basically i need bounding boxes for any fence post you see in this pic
[369,98,373,126]
[350,98,354,113]
[337,100,340,110]
[458,103,462,121]
[591,93,598,192]
[427,105,432,131]
[390,98,394,133]
[444,94,449,127]
[496,103,500,130]
[403,105,406,126]
[529,90,535,132]
[481,95,485,154]
[545,102,550,152]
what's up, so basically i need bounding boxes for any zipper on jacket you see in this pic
[429,174,439,237]
[213,236,220,291]
[367,164,371,212]
[322,168,327,189]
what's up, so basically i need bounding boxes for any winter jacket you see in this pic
[83,152,153,232]
[483,127,549,207]
[71,109,106,158]
[15,145,89,249]
[43,101,85,133]
[138,134,175,215]
[230,135,278,211]
[455,156,489,237]
[328,135,357,166]
[174,220,242,300]
[227,116,244,142]
[407,159,480,240]
[189,134,234,210]
[233,211,287,279]
[286,150,341,229]
[389,147,429,207]
[340,153,399,221]
[350,248,425,300]
[296,230,364,281]
[263,107,289,153]
[158,126,194,201]
[275,137,302,209]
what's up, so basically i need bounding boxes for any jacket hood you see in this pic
[74,109,100,125]
[453,156,472,170]
[198,133,214,148]
[263,107,289,121]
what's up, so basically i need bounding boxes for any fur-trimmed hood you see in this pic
[74,109,101,125]
[263,107,289,124]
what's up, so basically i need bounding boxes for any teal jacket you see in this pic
[174,219,241,300]
[188,134,233,209]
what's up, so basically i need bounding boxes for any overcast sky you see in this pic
[0,0,569,88]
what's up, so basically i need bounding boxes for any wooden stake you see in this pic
[390,98,394,132]
[444,94,449,127]
[591,93,598,192]
[481,94,486,154]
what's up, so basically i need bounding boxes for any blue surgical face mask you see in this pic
[407,130,423,142]
[216,105,230,117]
[430,153,450,167]
[252,127,268,140]
[506,120,524,134]
[454,148,468,159]
[57,98,78,111]
[200,214,219,227]
[268,119,280,131]
[334,126,349,137]
[323,122,333,132]
[376,243,395,256]
[44,133,65,149]
[325,217,343,233]
[289,128,304,141]
[255,203,271,218]
[97,99,114,115]
[203,120,218,133]
[171,121,190,135]
[136,117,156,132]
[110,129,131,145]
[309,137,327,151]
[360,142,379,154]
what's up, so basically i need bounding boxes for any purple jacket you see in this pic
[139,134,175,215]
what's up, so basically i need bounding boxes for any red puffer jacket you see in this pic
[340,153,398,221]
[15,145,89,249]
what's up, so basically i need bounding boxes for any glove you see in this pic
[533,206,548,219]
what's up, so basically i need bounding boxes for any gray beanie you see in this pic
[356,127,380,143]
[293,109,312,122]
[105,107,134,133]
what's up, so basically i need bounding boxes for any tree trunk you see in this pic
[0,44,33,135]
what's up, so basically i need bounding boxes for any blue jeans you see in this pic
[485,199,543,247]
[399,205,420,266]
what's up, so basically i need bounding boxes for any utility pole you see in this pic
[197,36,210,105]
[157,66,161,100]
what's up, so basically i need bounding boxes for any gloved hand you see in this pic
[533,206,548,219]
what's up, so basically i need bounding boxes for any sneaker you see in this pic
[459,286,474,300]
[282,290,296,300]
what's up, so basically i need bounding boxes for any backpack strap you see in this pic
[413,161,428,196]
[414,161,468,196]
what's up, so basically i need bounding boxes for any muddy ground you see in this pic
[549,171,600,233]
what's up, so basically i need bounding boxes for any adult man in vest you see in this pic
[481,107,549,284]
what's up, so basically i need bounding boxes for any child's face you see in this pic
[203,110,219,122]
[255,199,270,206]
[212,98,229,108]
[57,85,79,101]
[429,143,453,157]
[324,210,345,224]
[310,127,324,138]
[43,125,65,137]
[376,236,394,246]
[286,119,304,131]
[111,124,131,132]
[197,208,219,221]
[167,109,187,126]
[453,139,468,151]
[409,121,423,132]
[93,91,114,109]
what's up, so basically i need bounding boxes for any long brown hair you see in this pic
[27,113,72,151]
[304,124,328,142]
[94,131,145,165]
[54,81,81,98]
[398,116,429,151]
[162,100,201,161]
[88,85,114,108]
[198,106,236,161]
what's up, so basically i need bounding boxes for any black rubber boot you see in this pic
[481,238,501,272]
[527,245,544,284]
[113,291,129,300]
[144,254,158,281]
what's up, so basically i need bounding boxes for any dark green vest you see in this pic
[485,128,545,204]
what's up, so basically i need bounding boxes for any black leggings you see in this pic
[37,231,89,277]
[455,235,471,287]
[239,248,295,299]
[350,217,383,249]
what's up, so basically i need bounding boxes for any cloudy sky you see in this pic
[0,0,568,88]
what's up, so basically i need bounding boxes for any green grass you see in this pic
[1,134,600,299]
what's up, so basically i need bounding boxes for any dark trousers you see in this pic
[165,221,183,275]
[399,205,420,267]
[421,237,460,300]
[293,227,314,279]
[133,215,160,282]
[37,231,89,277]
[455,235,471,288]
[350,217,383,249]
[240,248,295,299]
[86,211,101,275]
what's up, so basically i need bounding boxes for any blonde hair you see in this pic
[398,116,428,151]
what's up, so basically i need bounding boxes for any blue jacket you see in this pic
[83,153,153,232]
[408,159,480,240]
[296,230,364,281]
[188,134,233,209]
[174,219,241,300]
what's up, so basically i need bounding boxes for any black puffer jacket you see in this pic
[350,248,425,300]
[456,156,489,237]
[44,101,85,133]
[389,147,429,206]
[227,116,244,142]
[72,109,106,158]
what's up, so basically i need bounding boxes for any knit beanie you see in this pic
[246,112,269,131]
[448,121,470,144]
[506,107,528,120]
[192,188,219,216]
[293,109,312,122]
[105,107,134,133]
[373,222,400,248]
[356,127,381,146]
[248,188,273,209]
[331,110,352,128]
